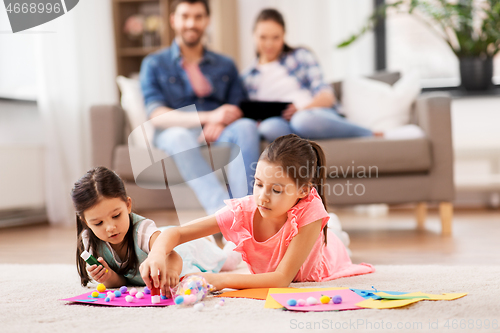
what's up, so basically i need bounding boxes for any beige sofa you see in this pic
[90,72,455,235]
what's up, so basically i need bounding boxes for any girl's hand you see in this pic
[87,257,112,283]
[164,270,180,297]
[139,253,167,290]
[185,272,225,292]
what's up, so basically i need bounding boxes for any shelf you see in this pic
[119,47,161,57]
[113,0,173,77]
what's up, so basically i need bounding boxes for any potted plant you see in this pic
[338,0,500,91]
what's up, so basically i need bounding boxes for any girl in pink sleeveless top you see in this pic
[140,134,374,294]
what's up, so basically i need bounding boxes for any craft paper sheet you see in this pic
[270,289,365,312]
[61,291,174,307]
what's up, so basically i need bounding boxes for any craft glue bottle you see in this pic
[80,250,108,272]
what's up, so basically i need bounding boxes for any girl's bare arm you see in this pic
[205,219,323,290]
[140,215,221,292]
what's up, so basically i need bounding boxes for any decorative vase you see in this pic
[459,56,493,91]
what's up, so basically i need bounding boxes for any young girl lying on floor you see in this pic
[72,166,240,288]
[140,134,375,295]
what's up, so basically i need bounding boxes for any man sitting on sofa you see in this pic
[140,0,260,214]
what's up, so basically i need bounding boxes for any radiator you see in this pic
[0,145,46,227]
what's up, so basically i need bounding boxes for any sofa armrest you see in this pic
[90,105,126,169]
[415,92,455,201]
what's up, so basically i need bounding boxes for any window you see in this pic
[384,1,500,87]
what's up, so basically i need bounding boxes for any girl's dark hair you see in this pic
[260,134,328,244]
[71,166,139,286]
[253,8,295,55]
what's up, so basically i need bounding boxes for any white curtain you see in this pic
[237,0,375,82]
[35,0,118,226]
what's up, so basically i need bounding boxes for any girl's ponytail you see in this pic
[76,214,91,286]
[309,140,328,245]
[308,141,327,209]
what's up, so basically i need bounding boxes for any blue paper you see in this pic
[350,288,408,300]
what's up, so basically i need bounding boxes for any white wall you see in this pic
[237,0,375,82]
[0,100,44,211]
[0,7,37,100]
[0,147,45,210]
[0,0,118,224]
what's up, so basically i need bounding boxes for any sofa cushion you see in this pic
[342,71,421,132]
[114,136,431,186]
[116,76,155,147]
[317,137,432,177]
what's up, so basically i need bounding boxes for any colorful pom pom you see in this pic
[218,299,225,306]
[91,291,99,298]
[114,291,122,297]
[125,295,134,303]
[287,299,297,306]
[161,295,167,300]
[171,275,214,305]
[129,288,137,296]
[119,286,127,294]
[193,303,204,311]
[174,296,184,305]
[136,292,144,299]
[306,297,318,305]
[96,284,106,293]
[183,294,196,305]
[143,286,151,294]
[297,299,306,306]
[332,295,342,304]
[105,297,110,302]
[320,295,331,304]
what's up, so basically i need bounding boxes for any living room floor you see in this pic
[1,207,499,266]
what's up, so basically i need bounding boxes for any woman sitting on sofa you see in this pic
[243,8,374,142]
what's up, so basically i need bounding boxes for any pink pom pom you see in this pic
[129,288,138,296]
[184,294,197,305]
[136,292,144,299]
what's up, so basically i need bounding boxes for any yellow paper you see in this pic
[408,292,468,301]
[375,292,468,301]
[358,292,468,309]
[265,287,347,309]
[356,298,423,309]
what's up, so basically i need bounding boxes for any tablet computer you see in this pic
[239,101,290,121]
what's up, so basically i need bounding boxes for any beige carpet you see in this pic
[1,264,499,333]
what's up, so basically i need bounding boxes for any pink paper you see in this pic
[61,290,175,307]
[270,289,365,312]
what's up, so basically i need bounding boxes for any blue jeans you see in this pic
[155,118,260,214]
[258,107,373,142]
